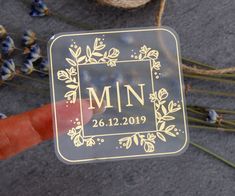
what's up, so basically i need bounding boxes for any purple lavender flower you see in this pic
[30,0,49,17]
[0,59,15,81]
[21,59,34,75]
[38,58,48,77]
[2,36,15,55]
[26,44,42,62]
[22,30,36,46]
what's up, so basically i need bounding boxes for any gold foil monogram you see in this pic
[49,27,189,164]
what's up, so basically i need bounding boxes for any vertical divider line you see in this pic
[116,81,122,113]
[149,60,158,131]
[77,65,85,137]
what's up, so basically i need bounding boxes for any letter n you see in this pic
[124,84,145,107]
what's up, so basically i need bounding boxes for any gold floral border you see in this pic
[118,88,181,152]
[57,39,182,152]
[57,37,120,148]
[118,45,182,152]
[57,37,120,104]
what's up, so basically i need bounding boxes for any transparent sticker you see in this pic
[48,27,189,164]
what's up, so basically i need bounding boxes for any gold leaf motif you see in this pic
[77,56,86,63]
[144,142,155,152]
[89,58,97,63]
[165,131,176,137]
[64,91,76,102]
[66,58,77,66]
[157,132,166,142]
[162,105,167,115]
[126,138,132,149]
[69,48,77,58]
[133,135,139,146]
[69,47,81,58]
[172,107,181,113]
[159,122,166,131]
[165,125,175,132]
[168,101,174,112]
[93,38,99,49]
[75,47,81,57]
[86,46,92,58]
[119,137,129,142]
[96,44,106,51]
[162,116,175,121]
[74,134,84,147]
[156,111,162,119]
[66,84,78,89]
[93,52,103,57]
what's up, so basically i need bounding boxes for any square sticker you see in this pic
[48,27,189,164]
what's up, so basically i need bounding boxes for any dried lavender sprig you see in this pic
[190,141,235,168]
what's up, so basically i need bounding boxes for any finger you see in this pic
[0,99,93,160]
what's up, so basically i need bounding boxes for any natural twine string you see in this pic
[155,0,166,26]
[155,0,235,75]
[181,65,235,75]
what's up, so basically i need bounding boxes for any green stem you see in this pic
[188,116,224,128]
[214,109,235,115]
[190,88,235,98]
[16,73,48,85]
[184,73,235,85]
[182,57,235,78]
[221,120,235,127]
[36,37,47,43]
[188,105,235,115]
[190,141,235,168]
[33,68,48,75]
[187,107,206,116]
[189,125,235,132]
[182,57,215,70]
[187,107,235,128]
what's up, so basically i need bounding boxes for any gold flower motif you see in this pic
[67,119,103,148]
[149,92,158,102]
